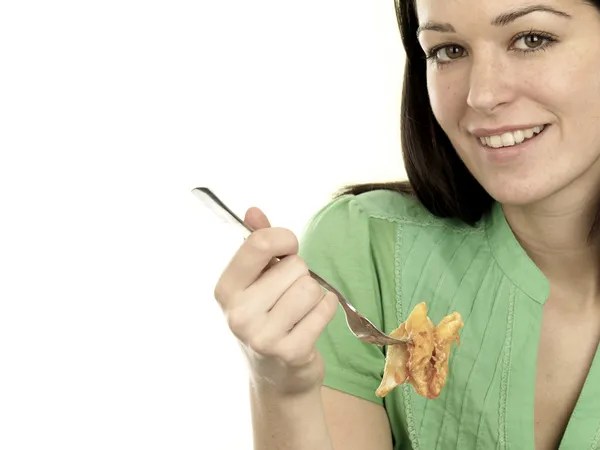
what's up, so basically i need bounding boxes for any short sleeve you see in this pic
[297,194,387,405]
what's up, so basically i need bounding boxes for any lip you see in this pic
[477,124,550,163]
[470,123,548,138]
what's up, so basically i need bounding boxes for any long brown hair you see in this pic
[335,0,495,225]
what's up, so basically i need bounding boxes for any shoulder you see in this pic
[298,189,486,281]
[303,188,483,235]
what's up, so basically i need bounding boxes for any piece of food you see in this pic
[375,302,463,399]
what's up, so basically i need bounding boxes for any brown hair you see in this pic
[335,0,496,226]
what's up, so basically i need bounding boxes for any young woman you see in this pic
[212,0,600,448]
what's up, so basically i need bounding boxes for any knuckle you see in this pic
[322,290,339,306]
[286,254,309,275]
[246,227,299,256]
[296,275,323,298]
[248,334,275,356]
[225,307,250,334]
[246,229,273,254]
[325,292,340,316]
[315,293,339,325]
[284,229,300,253]
[213,268,240,305]
[279,344,310,367]
[213,281,229,304]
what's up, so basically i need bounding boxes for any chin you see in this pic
[476,177,555,208]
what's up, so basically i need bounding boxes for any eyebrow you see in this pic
[416,4,572,37]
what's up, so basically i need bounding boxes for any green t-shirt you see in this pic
[297,189,600,450]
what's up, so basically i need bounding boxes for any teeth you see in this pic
[513,130,525,144]
[501,132,515,147]
[490,135,503,148]
[478,125,545,148]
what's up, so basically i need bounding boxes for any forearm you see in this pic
[250,381,334,450]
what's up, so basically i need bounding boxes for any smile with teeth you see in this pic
[478,125,546,148]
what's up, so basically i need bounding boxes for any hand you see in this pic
[214,206,338,396]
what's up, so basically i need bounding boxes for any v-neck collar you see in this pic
[484,201,550,304]
[559,343,600,449]
[483,202,600,447]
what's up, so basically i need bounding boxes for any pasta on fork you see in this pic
[376,302,463,399]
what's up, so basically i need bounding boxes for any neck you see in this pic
[502,188,600,306]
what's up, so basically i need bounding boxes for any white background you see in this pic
[0,1,406,448]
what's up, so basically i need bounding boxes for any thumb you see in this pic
[244,206,271,230]
[244,206,279,272]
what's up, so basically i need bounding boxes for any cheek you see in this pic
[427,72,467,133]
[528,42,600,119]
[529,47,600,151]
[564,60,600,122]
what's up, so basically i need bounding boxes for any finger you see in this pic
[280,292,339,360]
[244,207,279,273]
[214,227,299,304]
[243,254,310,311]
[225,255,312,342]
[263,274,326,332]
[241,275,326,357]
[222,257,312,342]
[244,206,271,230]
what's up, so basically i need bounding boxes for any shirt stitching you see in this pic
[497,286,515,450]
[369,212,485,235]
[590,421,600,449]
[395,220,421,450]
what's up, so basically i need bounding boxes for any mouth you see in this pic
[475,124,550,149]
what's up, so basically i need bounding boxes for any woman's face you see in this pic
[416,0,600,206]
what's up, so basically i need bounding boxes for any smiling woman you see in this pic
[209,1,600,449]
[413,0,600,209]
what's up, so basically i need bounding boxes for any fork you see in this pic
[192,187,411,347]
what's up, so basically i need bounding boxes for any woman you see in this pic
[212,0,600,448]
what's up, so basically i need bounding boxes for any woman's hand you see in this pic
[213,206,339,396]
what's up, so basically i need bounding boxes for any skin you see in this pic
[215,208,393,450]
[214,1,600,449]
[415,0,600,294]
[416,0,600,447]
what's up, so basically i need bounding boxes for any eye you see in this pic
[512,32,557,51]
[429,44,467,63]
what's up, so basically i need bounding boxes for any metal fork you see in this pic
[192,187,410,347]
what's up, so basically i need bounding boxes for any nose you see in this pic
[466,55,515,114]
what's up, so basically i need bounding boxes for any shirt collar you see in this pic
[485,202,550,304]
